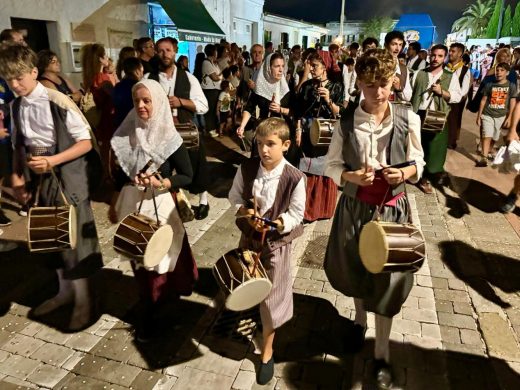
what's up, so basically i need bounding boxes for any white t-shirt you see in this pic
[201,60,221,90]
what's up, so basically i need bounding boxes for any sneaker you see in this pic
[500,193,518,214]
[373,359,393,390]
[208,129,218,138]
[0,210,11,226]
[475,157,488,167]
[19,205,29,217]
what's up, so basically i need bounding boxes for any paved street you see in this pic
[0,110,519,389]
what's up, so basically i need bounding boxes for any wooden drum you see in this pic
[213,249,272,311]
[28,206,77,253]
[310,119,337,147]
[423,109,447,132]
[114,213,173,268]
[359,221,425,274]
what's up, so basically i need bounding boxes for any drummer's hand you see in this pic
[349,167,375,187]
[27,156,54,174]
[382,166,404,186]
[247,79,255,90]
[392,76,401,91]
[318,87,330,103]
[269,101,281,114]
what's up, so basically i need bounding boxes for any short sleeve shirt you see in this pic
[482,81,517,117]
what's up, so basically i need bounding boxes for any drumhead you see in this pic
[309,120,321,146]
[143,224,173,267]
[226,278,272,312]
[69,206,77,250]
[359,221,388,273]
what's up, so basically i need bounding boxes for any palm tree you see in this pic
[362,17,395,40]
[451,0,496,38]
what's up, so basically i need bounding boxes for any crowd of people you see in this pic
[0,26,519,388]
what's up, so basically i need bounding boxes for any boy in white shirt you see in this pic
[0,43,102,331]
[228,117,305,385]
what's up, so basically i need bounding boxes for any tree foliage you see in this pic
[500,4,512,37]
[451,0,495,38]
[512,2,520,36]
[362,17,395,40]
[486,0,502,38]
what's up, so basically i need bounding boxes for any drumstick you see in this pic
[364,147,369,172]
[267,93,276,118]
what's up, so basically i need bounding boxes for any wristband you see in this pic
[399,169,405,183]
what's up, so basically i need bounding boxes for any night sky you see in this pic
[264,0,516,42]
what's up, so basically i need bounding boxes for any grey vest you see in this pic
[339,103,409,198]
[12,96,100,205]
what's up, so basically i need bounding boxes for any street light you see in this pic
[339,0,345,45]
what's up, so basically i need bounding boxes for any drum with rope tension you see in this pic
[213,248,272,311]
[310,118,337,147]
[359,221,425,274]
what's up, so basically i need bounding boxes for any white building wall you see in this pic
[263,14,327,50]
[0,0,149,77]
[230,0,264,49]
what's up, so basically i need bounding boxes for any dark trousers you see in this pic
[447,99,466,147]
[202,89,220,132]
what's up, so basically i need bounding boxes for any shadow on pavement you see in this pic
[271,293,520,389]
[440,240,519,308]
[438,175,508,217]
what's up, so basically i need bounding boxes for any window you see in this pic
[233,21,236,31]
[264,30,272,44]
[246,24,251,33]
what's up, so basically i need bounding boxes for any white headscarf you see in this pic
[111,79,183,178]
[254,53,290,104]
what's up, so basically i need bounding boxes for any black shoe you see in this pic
[345,323,366,353]
[196,203,209,220]
[374,359,393,389]
[256,356,274,385]
[0,210,11,226]
[500,193,518,214]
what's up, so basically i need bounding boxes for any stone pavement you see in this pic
[0,119,519,389]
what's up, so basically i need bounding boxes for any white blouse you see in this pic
[144,68,209,115]
[12,82,90,148]
[228,158,306,235]
[201,60,222,90]
[325,103,425,185]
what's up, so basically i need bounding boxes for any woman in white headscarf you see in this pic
[110,79,197,341]
[236,52,295,160]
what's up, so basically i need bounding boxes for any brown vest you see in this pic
[236,158,305,252]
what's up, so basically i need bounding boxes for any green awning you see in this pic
[158,0,225,39]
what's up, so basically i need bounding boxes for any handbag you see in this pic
[175,189,195,222]
[175,121,200,150]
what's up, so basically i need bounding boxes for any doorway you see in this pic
[11,17,50,53]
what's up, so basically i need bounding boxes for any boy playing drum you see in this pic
[324,49,425,388]
[228,117,306,385]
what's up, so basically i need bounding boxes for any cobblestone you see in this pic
[437,312,478,330]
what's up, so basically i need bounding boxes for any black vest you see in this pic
[148,67,192,123]
[339,103,409,198]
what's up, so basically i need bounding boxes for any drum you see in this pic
[423,109,447,132]
[359,221,425,274]
[213,248,272,311]
[175,121,200,150]
[113,213,173,268]
[310,118,337,147]
[28,206,77,253]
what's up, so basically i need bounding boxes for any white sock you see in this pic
[374,314,392,363]
[354,298,367,327]
[199,191,208,206]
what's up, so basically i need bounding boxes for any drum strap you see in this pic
[373,183,413,224]
[33,161,70,207]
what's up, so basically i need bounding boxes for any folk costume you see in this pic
[411,67,462,178]
[324,102,424,317]
[296,77,343,221]
[11,82,103,280]
[111,79,198,307]
[229,157,305,329]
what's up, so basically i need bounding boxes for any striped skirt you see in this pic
[240,236,293,329]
